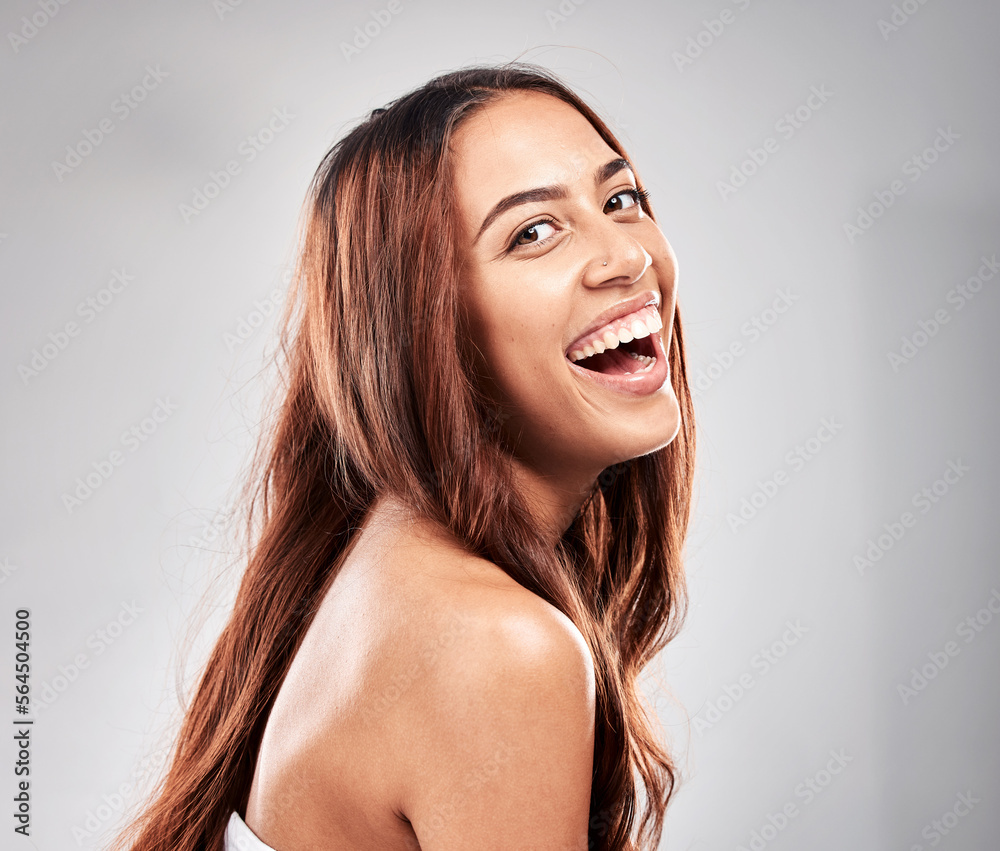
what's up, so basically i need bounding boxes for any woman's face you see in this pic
[450,90,681,487]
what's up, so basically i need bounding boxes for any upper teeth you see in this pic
[568,305,663,362]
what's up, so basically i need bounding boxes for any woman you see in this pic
[114,62,695,851]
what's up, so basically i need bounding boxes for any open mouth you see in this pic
[569,333,657,375]
[565,303,663,376]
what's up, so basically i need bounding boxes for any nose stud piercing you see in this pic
[602,261,607,266]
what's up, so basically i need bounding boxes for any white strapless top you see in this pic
[224,811,278,851]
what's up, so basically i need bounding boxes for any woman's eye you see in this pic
[605,189,640,213]
[513,220,556,247]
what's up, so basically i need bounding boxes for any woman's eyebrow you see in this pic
[474,157,634,244]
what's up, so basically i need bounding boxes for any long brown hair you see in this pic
[112,62,696,851]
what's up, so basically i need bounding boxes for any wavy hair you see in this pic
[112,61,696,851]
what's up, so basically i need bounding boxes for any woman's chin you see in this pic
[605,396,682,465]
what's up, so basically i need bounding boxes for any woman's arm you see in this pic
[388,583,597,850]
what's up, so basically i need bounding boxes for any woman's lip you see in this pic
[565,329,670,397]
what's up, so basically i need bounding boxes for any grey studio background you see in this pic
[2,0,998,849]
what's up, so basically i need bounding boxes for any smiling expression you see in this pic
[450,90,682,486]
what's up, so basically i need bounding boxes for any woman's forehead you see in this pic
[453,91,614,171]
[449,91,621,229]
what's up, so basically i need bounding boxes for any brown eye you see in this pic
[605,189,640,213]
[513,220,556,248]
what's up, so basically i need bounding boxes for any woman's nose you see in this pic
[582,222,652,289]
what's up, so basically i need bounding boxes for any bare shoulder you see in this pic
[357,496,595,689]
[407,544,597,702]
[379,541,597,851]
[376,516,597,711]
[251,499,596,849]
